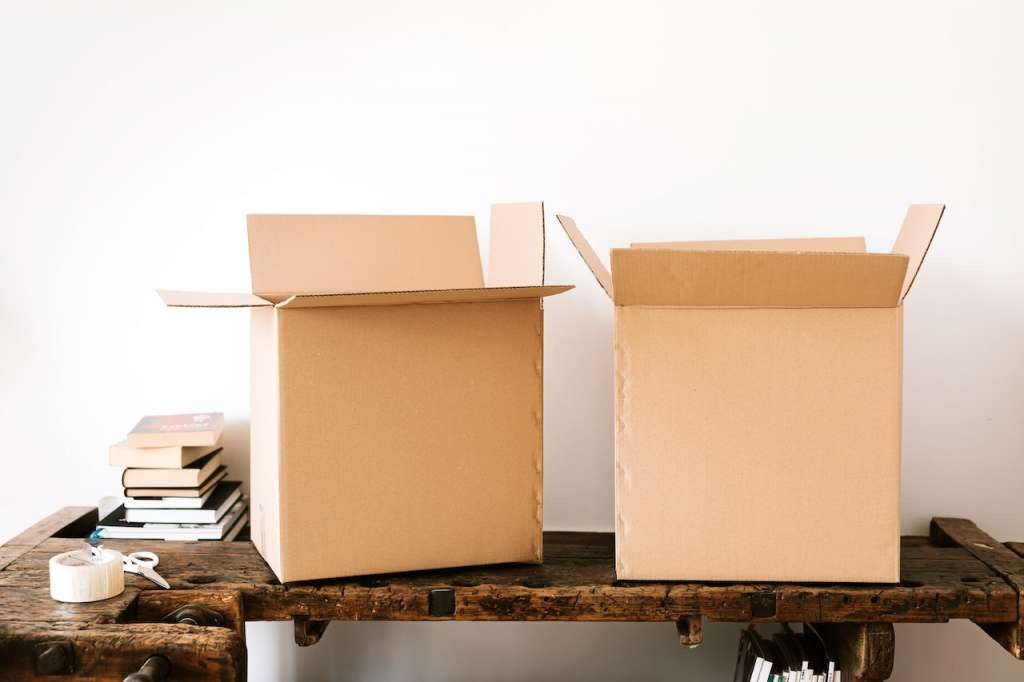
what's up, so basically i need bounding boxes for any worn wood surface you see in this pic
[0,507,97,572]
[2,508,1024,681]
[0,621,245,681]
[931,517,1024,659]
[815,623,895,682]
[0,528,1019,627]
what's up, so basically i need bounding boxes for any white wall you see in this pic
[2,1,1022,679]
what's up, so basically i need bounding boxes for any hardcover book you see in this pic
[109,438,222,469]
[127,412,224,448]
[123,465,227,498]
[121,451,222,489]
[96,498,248,541]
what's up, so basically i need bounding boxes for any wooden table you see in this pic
[1,508,1023,681]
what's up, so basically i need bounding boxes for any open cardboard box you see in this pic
[557,205,945,583]
[160,202,572,582]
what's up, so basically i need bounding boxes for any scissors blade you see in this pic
[139,564,170,589]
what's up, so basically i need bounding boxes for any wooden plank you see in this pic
[0,621,245,681]
[931,517,1024,659]
[0,507,98,572]
[1,533,1018,626]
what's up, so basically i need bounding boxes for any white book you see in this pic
[125,482,241,523]
[750,658,764,682]
[826,661,835,682]
[758,661,772,682]
[223,510,249,541]
[98,498,247,541]
[834,672,841,682]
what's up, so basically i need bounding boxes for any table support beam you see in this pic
[814,622,895,682]
[676,616,703,647]
[931,517,1024,660]
[293,617,330,647]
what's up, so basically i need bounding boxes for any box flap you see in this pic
[554,214,613,299]
[157,290,275,308]
[891,203,945,301]
[274,284,573,309]
[610,249,908,308]
[488,202,545,286]
[632,236,867,252]
[247,214,484,296]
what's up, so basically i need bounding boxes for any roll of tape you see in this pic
[49,548,125,603]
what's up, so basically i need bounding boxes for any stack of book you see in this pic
[734,624,840,682]
[95,413,249,541]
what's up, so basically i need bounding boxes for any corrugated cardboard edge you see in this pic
[632,236,867,252]
[555,214,613,299]
[534,303,545,564]
[157,290,273,308]
[894,306,904,582]
[612,308,628,577]
[488,202,546,287]
[274,285,572,309]
[892,204,945,301]
[250,307,285,581]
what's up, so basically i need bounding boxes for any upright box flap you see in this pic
[488,202,545,286]
[632,236,867,252]
[157,290,275,308]
[555,214,613,299]
[247,214,484,296]
[891,204,944,301]
[610,249,908,308]
[275,284,573,309]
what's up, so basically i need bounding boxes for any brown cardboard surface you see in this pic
[555,214,613,298]
[275,285,571,309]
[247,214,485,295]
[614,306,902,582]
[610,249,908,308]
[488,202,545,286]
[556,205,942,582]
[892,204,945,300]
[158,290,274,308]
[272,300,544,581]
[160,204,570,581]
[632,236,867,252]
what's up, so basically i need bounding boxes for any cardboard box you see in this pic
[159,203,572,582]
[556,205,945,583]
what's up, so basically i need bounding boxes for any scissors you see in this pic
[121,551,170,589]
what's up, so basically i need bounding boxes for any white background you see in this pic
[2,1,1022,679]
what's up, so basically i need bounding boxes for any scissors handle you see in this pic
[128,551,159,568]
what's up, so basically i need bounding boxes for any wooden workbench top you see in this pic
[1,507,1022,681]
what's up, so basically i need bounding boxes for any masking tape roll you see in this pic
[49,548,125,603]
